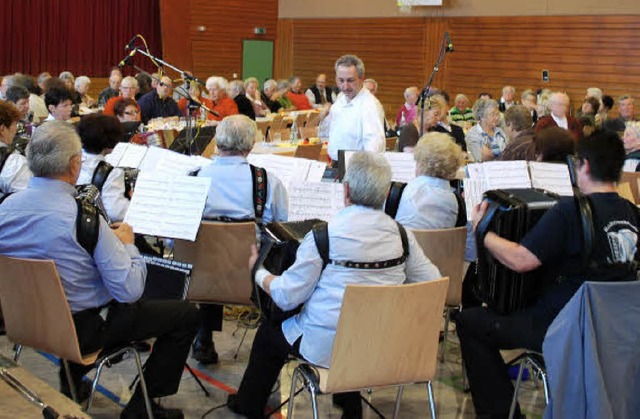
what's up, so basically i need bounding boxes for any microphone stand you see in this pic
[417,33,453,137]
[125,48,218,155]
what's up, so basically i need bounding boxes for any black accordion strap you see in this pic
[0,146,15,174]
[75,200,100,255]
[250,164,267,226]
[454,191,467,227]
[575,192,595,267]
[384,181,407,219]
[313,220,410,270]
[91,160,114,192]
[475,200,501,250]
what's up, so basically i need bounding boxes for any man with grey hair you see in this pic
[326,55,385,162]
[604,94,637,132]
[229,80,256,120]
[535,91,582,141]
[228,151,441,418]
[285,76,313,110]
[0,121,198,418]
[98,68,122,107]
[498,85,516,112]
[193,114,288,364]
[305,73,336,109]
[103,75,139,116]
[261,79,282,113]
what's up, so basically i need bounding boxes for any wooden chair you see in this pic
[299,126,319,139]
[270,114,286,130]
[256,120,271,139]
[616,182,635,203]
[619,171,640,203]
[0,255,153,416]
[293,112,308,129]
[268,128,291,143]
[411,227,467,362]
[306,112,320,128]
[287,277,450,419]
[293,143,323,161]
[173,221,256,305]
[385,136,398,151]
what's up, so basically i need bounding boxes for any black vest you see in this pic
[309,86,334,105]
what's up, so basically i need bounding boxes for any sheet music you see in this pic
[246,154,314,191]
[124,173,211,241]
[482,161,532,190]
[307,161,328,182]
[528,162,574,196]
[463,178,487,221]
[343,151,416,183]
[288,182,345,221]
[137,147,206,176]
[117,143,148,168]
[105,142,130,166]
[466,163,484,181]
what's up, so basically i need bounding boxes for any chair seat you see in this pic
[79,351,101,366]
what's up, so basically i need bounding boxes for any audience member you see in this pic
[37,72,52,92]
[245,77,270,117]
[11,74,48,123]
[395,133,463,229]
[498,85,516,112]
[520,89,538,123]
[0,75,14,100]
[535,92,582,142]
[228,80,256,120]
[275,79,295,111]
[305,73,336,108]
[137,75,181,123]
[0,121,198,418]
[98,68,123,107]
[622,120,640,172]
[202,76,238,122]
[73,76,95,108]
[604,94,637,132]
[465,99,507,161]
[285,76,313,111]
[135,72,153,100]
[449,93,474,129]
[534,126,575,162]
[58,71,75,91]
[0,101,31,199]
[44,87,74,122]
[395,86,419,128]
[227,151,441,418]
[500,105,536,161]
[104,76,140,116]
[114,98,141,123]
[5,86,31,122]
[260,79,282,113]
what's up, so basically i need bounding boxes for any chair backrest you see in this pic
[173,221,256,305]
[323,277,449,393]
[268,128,291,143]
[0,255,89,364]
[270,114,285,130]
[306,112,320,128]
[620,171,640,204]
[299,126,319,140]
[294,143,323,161]
[616,182,635,203]
[201,138,217,158]
[385,136,398,151]
[411,227,467,306]
[293,112,308,128]
[256,120,271,138]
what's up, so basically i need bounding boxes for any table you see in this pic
[251,140,329,162]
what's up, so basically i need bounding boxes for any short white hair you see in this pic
[120,76,139,89]
[263,79,277,91]
[228,80,245,98]
[74,76,90,90]
[206,76,229,92]
[550,92,570,105]
[59,71,75,83]
[215,115,257,153]
[404,86,419,101]
[343,152,391,209]
[27,121,81,177]
[502,85,515,95]
[586,87,603,100]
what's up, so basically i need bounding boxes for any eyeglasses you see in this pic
[124,110,140,116]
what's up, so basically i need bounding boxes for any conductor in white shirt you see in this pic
[326,55,385,162]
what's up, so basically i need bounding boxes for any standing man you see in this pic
[305,73,336,109]
[137,76,181,123]
[326,55,385,161]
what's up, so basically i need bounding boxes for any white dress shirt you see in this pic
[327,88,385,160]
[77,151,130,222]
[270,205,441,367]
[551,113,569,130]
[0,143,32,199]
[395,175,459,230]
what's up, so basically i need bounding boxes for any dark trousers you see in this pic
[196,303,224,343]
[455,306,551,418]
[235,320,361,418]
[66,299,199,399]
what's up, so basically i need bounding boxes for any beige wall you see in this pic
[278,0,640,18]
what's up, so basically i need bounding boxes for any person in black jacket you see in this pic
[229,80,256,120]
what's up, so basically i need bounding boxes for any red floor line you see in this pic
[184,366,284,419]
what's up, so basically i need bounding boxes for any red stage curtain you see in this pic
[1,0,162,77]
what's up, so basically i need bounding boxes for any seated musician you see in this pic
[76,114,130,221]
[0,121,198,419]
[395,132,464,229]
[0,100,32,200]
[193,114,288,364]
[227,151,442,419]
[457,130,640,419]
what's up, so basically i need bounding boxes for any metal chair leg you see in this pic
[131,349,154,419]
[392,385,404,419]
[13,344,22,362]
[287,367,301,419]
[61,360,78,403]
[86,358,107,411]
[508,359,527,419]
[427,381,437,419]
[309,385,319,419]
[541,370,550,404]
[233,325,250,360]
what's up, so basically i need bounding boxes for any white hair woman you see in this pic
[74,76,95,108]
[464,98,507,161]
[622,121,640,172]
[202,76,238,122]
[245,77,270,117]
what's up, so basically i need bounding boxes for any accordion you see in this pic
[123,168,139,197]
[252,219,325,322]
[475,189,559,315]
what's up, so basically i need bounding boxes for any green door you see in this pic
[242,40,274,88]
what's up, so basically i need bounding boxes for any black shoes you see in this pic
[192,340,219,365]
[227,393,263,419]
[121,398,184,419]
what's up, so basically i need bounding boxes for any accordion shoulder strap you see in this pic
[312,222,330,270]
[75,199,100,255]
[0,146,15,174]
[250,164,268,225]
[384,181,407,218]
[453,190,467,227]
[91,160,114,192]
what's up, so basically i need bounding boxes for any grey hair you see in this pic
[454,93,469,103]
[619,94,635,104]
[472,98,499,121]
[74,76,90,90]
[206,76,229,92]
[288,76,300,85]
[404,86,419,100]
[364,78,378,92]
[276,79,290,91]
[59,71,75,83]
[215,115,257,154]
[244,77,259,87]
[344,152,391,209]
[626,121,640,139]
[502,85,515,95]
[521,89,536,101]
[586,87,603,100]
[550,92,570,105]
[120,76,139,89]
[27,121,81,177]
[335,55,365,78]
[263,79,277,91]
[228,80,245,98]
[414,133,463,180]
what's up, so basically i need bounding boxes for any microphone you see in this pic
[125,35,138,51]
[118,49,137,67]
[445,32,454,53]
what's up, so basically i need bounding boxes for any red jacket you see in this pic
[535,115,583,142]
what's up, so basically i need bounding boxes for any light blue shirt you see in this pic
[270,205,442,367]
[197,155,288,223]
[395,175,459,230]
[0,177,147,313]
